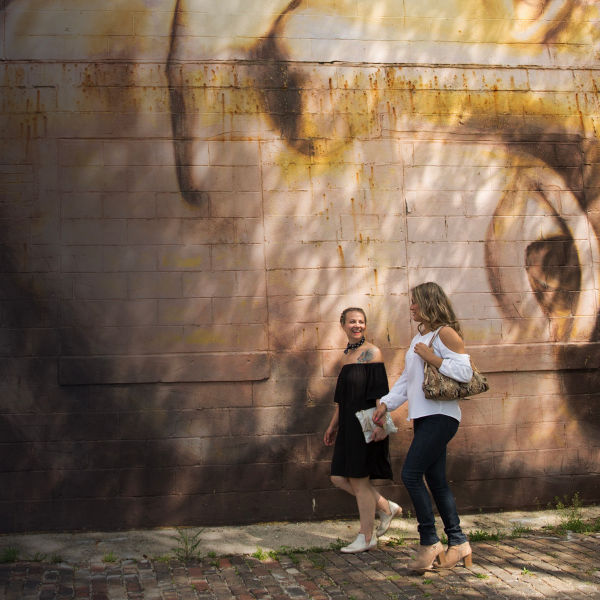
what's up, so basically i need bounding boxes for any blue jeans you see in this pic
[401,414,468,546]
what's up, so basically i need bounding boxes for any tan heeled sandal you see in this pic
[438,541,472,568]
[407,541,446,571]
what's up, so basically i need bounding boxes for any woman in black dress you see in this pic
[324,307,401,553]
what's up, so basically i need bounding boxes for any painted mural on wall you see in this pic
[1,0,599,530]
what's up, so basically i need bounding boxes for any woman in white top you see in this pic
[373,282,473,571]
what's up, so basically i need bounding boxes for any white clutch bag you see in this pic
[355,407,398,443]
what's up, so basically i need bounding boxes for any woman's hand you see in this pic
[324,425,337,446]
[372,402,387,425]
[414,341,435,361]
[414,342,443,368]
[371,426,388,442]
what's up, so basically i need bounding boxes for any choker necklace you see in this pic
[344,336,365,354]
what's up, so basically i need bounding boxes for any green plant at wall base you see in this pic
[171,528,204,562]
[251,547,269,560]
[554,492,585,533]
[102,552,118,563]
[0,547,19,563]
[329,539,345,551]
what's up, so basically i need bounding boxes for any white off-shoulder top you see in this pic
[379,327,473,422]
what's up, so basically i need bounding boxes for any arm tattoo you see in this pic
[357,348,374,363]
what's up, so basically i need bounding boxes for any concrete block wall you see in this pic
[0,0,599,532]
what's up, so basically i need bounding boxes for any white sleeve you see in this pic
[437,344,473,383]
[379,368,408,412]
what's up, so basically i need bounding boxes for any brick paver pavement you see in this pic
[1,533,598,599]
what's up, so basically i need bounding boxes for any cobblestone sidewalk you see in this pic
[2,532,599,599]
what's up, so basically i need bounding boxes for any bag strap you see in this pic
[426,326,444,348]
[423,327,443,374]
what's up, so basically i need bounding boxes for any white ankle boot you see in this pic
[376,500,402,537]
[340,533,378,553]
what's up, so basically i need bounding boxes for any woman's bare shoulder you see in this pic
[438,327,466,353]
[356,343,383,364]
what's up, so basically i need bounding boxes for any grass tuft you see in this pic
[102,551,118,563]
[0,547,19,564]
[171,528,204,562]
[468,530,501,542]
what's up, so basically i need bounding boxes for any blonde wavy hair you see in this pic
[411,282,462,337]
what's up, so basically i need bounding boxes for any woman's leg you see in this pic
[401,415,460,545]
[423,421,468,547]
[348,476,376,537]
[331,475,392,514]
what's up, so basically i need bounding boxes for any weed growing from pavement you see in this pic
[251,547,269,560]
[474,573,488,579]
[154,554,171,563]
[102,552,118,563]
[539,493,600,535]
[521,567,531,575]
[554,492,585,533]
[254,547,284,561]
[589,518,600,532]
[0,547,19,563]
[510,526,533,538]
[385,536,405,547]
[329,538,345,551]
[171,528,204,562]
[468,529,501,542]
[29,552,47,562]
[271,546,298,564]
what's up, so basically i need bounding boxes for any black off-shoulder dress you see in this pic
[330,362,393,480]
